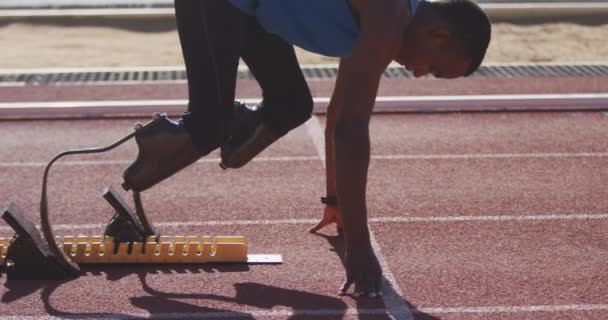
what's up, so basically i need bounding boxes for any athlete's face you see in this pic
[395,25,472,79]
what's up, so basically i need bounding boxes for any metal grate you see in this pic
[1,63,608,86]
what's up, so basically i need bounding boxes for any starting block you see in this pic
[1,187,281,281]
[1,114,281,281]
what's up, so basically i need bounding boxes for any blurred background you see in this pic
[0,0,607,69]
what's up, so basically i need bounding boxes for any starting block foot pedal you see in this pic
[103,186,157,244]
[1,202,80,280]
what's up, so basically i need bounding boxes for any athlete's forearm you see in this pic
[325,102,339,196]
[334,122,371,245]
[324,59,348,197]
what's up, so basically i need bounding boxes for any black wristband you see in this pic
[321,196,338,206]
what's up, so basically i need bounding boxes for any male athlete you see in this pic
[122,0,491,298]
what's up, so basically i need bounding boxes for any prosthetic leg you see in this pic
[122,113,206,192]
[220,102,283,169]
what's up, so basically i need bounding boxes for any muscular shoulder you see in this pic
[346,0,410,65]
[349,0,409,23]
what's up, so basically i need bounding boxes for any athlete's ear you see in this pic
[429,28,451,47]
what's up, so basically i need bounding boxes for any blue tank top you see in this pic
[229,0,419,57]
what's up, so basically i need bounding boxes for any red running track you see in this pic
[0,76,607,319]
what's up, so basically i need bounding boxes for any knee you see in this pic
[286,86,314,123]
[262,88,313,134]
[292,89,314,122]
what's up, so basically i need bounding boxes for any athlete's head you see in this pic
[395,0,491,79]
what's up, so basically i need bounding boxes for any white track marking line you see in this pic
[305,116,414,320]
[0,156,319,168]
[0,99,189,109]
[2,61,607,75]
[2,213,606,234]
[421,303,608,314]
[305,116,326,161]
[2,152,607,168]
[0,61,606,75]
[369,232,415,320]
[0,304,607,320]
[2,93,608,119]
[372,213,608,223]
[373,152,608,160]
[2,94,608,109]
[0,82,26,87]
[0,66,186,74]
[0,8,176,18]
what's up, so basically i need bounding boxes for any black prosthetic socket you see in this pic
[219,96,313,169]
[220,102,278,169]
[181,109,230,154]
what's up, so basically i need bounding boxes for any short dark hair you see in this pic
[424,0,492,76]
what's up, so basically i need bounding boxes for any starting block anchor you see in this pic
[1,202,79,280]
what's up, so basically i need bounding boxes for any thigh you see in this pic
[174,0,242,111]
[241,26,310,103]
[240,23,312,133]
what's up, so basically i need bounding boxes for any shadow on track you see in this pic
[2,263,348,319]
[1,263,252,319]
[132,279,349,320]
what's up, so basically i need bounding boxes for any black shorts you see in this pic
[175,0,313,150]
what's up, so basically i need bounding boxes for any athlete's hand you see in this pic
[309,205,343,234]
[340,244,383,298]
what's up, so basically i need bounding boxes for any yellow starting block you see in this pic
[1,199,281,280]
[0,235,281,265]
[0,238,7,264]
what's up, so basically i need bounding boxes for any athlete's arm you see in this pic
[333,0,407,296]
[309,61,346,234]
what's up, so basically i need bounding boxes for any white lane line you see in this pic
[421,303,608,314]
[2,152,607,168]
[3,213,605,235]
[0,82,26,87]
[369,232,415,320]
[0,66,186,74]
[3,93,608,119]
[305,116,326,161]
[0,156,319,168]
[373,152,608,160]
[0,99,188,109]
[372,213,608,223]
[0,8,176,18]
[2,62,608,75]
[305,116,414,320]
[0,304,607,320]
[5,94,608,110]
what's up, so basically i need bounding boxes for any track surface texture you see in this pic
[1,76,608,319]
